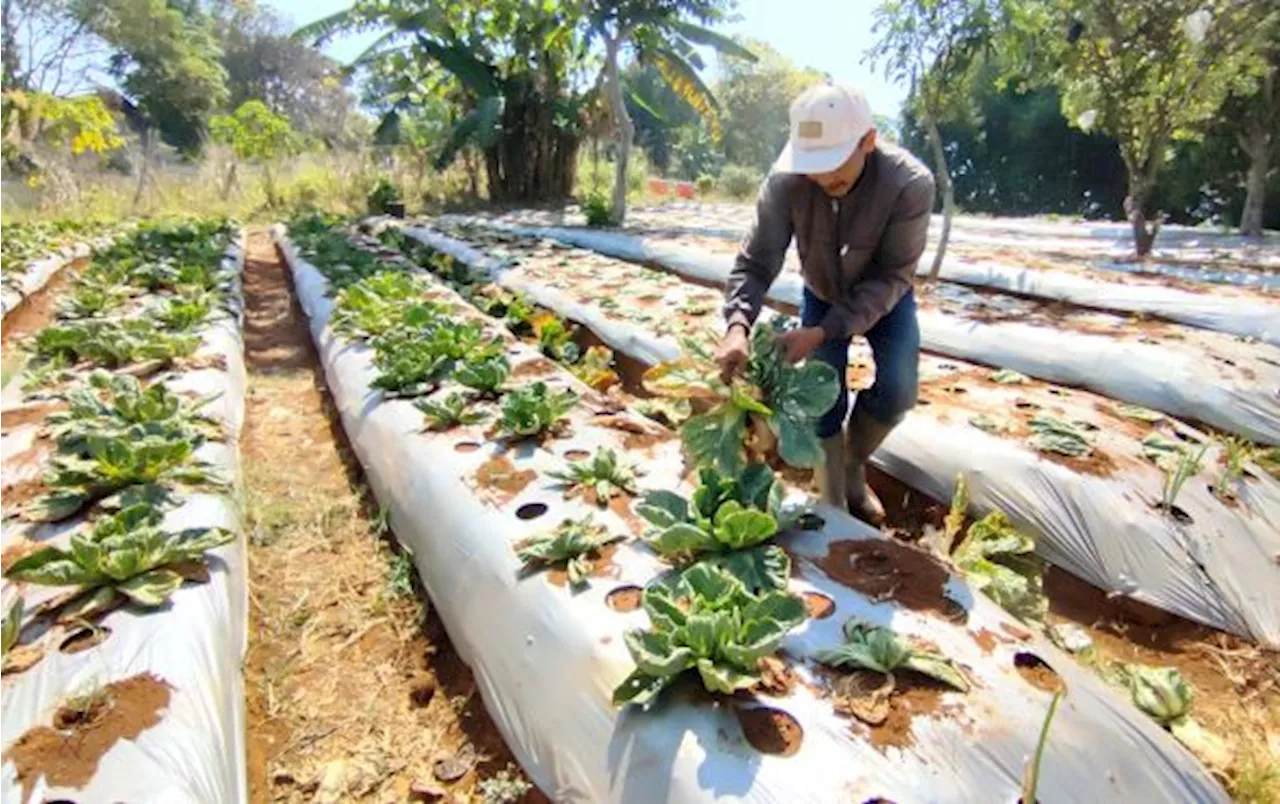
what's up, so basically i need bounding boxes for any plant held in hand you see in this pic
[612,563,807,707]
[643,323,839,473]
[514,517,623,590]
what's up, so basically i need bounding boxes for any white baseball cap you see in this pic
[773,83,875,175]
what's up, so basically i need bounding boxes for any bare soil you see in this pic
[473,454,537,506]
[0,257,82,350]
[735,704,804,756]
[239,231,542,803]
[817,538,954,618]
[605,584,643,612]
[6,673,171,801]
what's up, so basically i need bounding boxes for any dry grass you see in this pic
[239,232,540,803]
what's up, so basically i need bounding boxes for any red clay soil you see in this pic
[6,673,171,801]
[818,538,954,617]
[0,258,82,350]
[0,401,64,433]
[802,591,836,620]
[472,455,537,505]
[1013,652,1066,694]
[971,628,1000,654]
[605,584,643,612]
[735,705,804,756]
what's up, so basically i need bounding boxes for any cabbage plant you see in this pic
[642,323,839,473]
[514,517,623,590]
[613,563,806,707]
[814,619,970,693]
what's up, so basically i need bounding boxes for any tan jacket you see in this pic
[725,142,935,340]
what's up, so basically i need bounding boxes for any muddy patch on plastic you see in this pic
[472,455,536,506]
[831,669,947,752]
[606,584,643,612]
[971,628,1001,654]
[0,401,64,433]
[735,705,803,756]
[545,543,620,588]
[622,429,675,454]
[818,539,952,616]
[7,673,171,801]
[755,655,799,697]
[509,356,559,380]
[1014,652,1065,693]
[802,591,836,620]
[59,625,112,654]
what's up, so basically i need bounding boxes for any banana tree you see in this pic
[295,0,591,203]
[585,0,755,224]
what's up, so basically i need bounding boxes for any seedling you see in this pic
[514,517,622,590]
[1213,436,1252,501]
[643,322,839,473]
[569,346,620,392]
[1161,443,1207,514]
[454,355,511,399]
[1021,692,1063,804]
[47,370,220,452]
[1026,415,1093,457]
[2,597,23,657]
[533,314,581,364]
[5,502,234,618]
[814,619,970,692]
[414,392,486,431]
[33,319,200,371]
[613,563,807,706]
[547,447,639,506]
[634,397,692,427]
[1120,664,1230,767]
[990,368,1028,384]
[496,382,577,440]
[955,512,1047,624]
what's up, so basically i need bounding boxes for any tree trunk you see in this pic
[1124,170,1158,257]
[1240,130,1268,237]
[221,161,238,201]
[132,127,154,212]
[923,111,952,281]
[603,34,633,225]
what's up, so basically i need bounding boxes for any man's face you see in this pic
[807,131,876,197]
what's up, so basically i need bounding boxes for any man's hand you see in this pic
[778,326,826,364]
[716,325,750,382]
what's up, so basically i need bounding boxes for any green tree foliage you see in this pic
[868,0,997,279]
[622,62,700,174]
[900,68,1128,219]
[208,99,298,205]
[717,39,825,173]
[75,0,229,153]
[1008,0,1278,253]
[2,90,122,170]
[585,0,752,222]
[296,0,593,204]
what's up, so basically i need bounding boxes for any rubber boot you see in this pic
[817,434,846,509]
[845,406,895,526]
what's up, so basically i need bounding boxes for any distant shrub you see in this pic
[695,174,715,197]
[582,192,614,227]
[718,164,763,200]
[366,177,400,214]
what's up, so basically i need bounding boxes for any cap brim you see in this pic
[772,139,858,175]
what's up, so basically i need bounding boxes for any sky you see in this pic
[262,0,909,116]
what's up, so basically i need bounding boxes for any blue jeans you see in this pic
[801,288,920,438]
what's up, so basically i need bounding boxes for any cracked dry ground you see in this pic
[240,230,545,803]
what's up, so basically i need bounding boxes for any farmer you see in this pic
[717,82,935,525]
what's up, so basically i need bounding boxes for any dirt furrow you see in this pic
[239,229,540,803]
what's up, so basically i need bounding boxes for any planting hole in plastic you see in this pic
[454,441,482,453]
[802,591,836,620]
[1013,652,1065,694]
[735,705,804,756]
[1153,500,1194,525]
[606,585,643,613]
[563,449,591,462]
[516,502,549,520]
[59,626,111,655]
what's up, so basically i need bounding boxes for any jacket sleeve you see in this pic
[818,173,935,341]
[724,174,794,331]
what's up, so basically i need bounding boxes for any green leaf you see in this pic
[668,22,758,62]
[635,490,690,528]
[612,669,671,707]
[713,509,777,550]
[1027,416,1093,457]
[117,568,184,607]
[904,654,971,692]
[683,408,747,475]
[2,597,24,655]
[1125,665,1192,726]
[705,546,791,594]
[648,522,720,556]
[624,630,696,677]
[5,547,101,586]
[695,657,757,694]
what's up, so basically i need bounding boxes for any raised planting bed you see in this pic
[397,221,1280,649]
[274,218,1227,802]
[1,222,123,323]
[1,220,248,803]
[437,216,1280,445]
